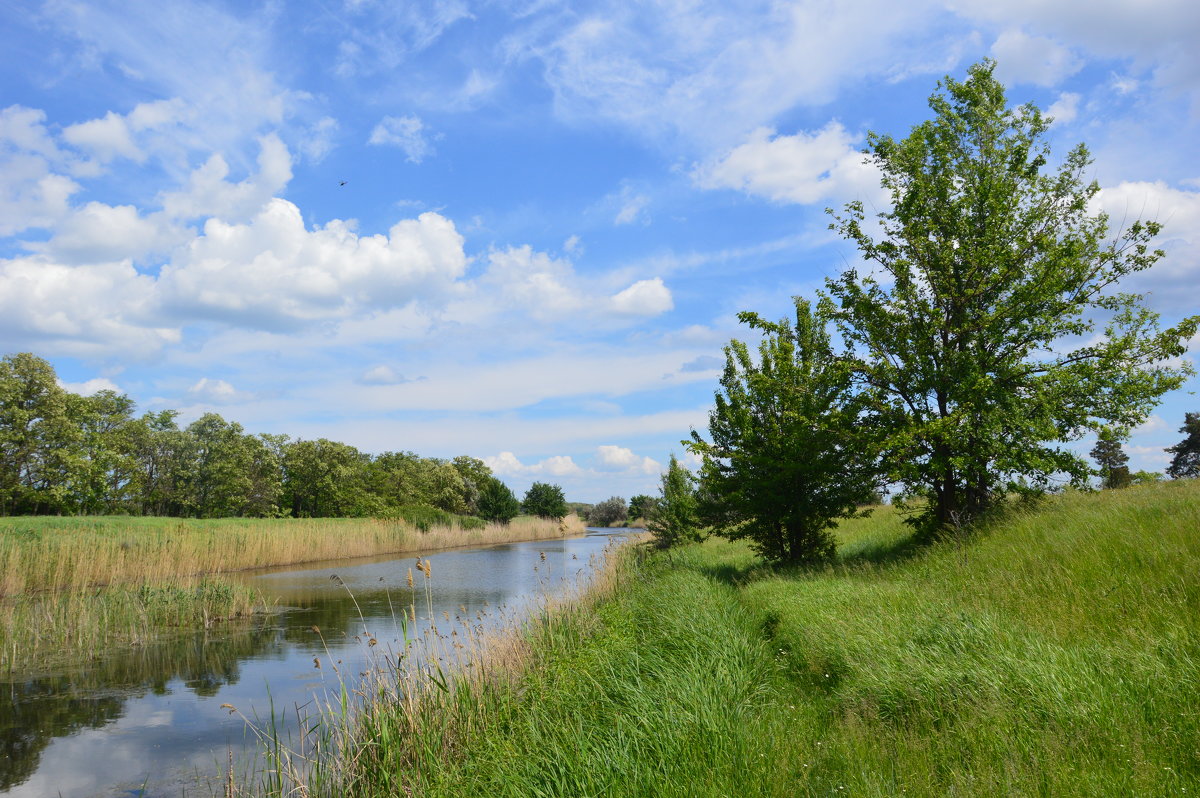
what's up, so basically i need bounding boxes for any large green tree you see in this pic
[521,482,567,520]
[825,60,1197,534]
[476,476,521,524]
[0,353,80,514]
[688,298,877,563]
[1166,412,1200,479]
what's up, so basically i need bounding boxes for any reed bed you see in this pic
[1,578,267,675]
[275,480,1199,797]
[0,514,584,596]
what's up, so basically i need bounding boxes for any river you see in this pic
[0,528,633,797]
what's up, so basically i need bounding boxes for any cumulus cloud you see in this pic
[595,445,662,474]
[0,256,178,357]
[696,123,882,206]
[359,365,417,385]
[368,115,434,163]
[482,245,583,319]
[158,199,467,329]
[188,377,240,403]
[0,106,80,236]
[58,377,122,396]
[62,111,144,163]
[989,28,1081,87]
[159,134,293,223]
[610,278,673,316]
[1046,92,1081,125]
[484,451,583,477]
[34,202,185,264]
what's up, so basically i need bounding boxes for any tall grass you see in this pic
[0,513,584,595]
[1,579,266,675]
[304,480,1199,797]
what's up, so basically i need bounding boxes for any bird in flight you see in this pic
[338,180,347,186]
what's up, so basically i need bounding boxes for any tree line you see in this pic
[0,352,569,522]
[647,61,1199,563]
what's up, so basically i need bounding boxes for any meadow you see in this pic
[304,480,1199,797]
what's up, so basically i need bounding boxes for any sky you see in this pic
[1,0,1198,503]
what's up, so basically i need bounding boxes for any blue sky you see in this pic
[1,0,1198,502]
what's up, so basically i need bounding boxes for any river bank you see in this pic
[328,481,1199,797]
[0,527,625,797]
[0,513,584,676]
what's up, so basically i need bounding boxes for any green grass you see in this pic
[330,480,1199,797]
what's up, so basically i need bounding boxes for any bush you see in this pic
[587,496,628,527]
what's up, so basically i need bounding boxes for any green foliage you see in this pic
[587,496,628,527]
[476,477,521,524]
[627,494,656,521]
[646,454,702,548]
[825,59,1198,534]
[1090,427,1131,489]
[1166,411,1200,479]
[522,481,567,520]
[0,353,80,514]
[688,298,877,563]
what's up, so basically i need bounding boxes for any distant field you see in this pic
[339,480,1200,797]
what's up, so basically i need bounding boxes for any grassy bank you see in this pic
[0,513,584,595]
[333,480,1198,797]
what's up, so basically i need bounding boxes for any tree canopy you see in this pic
[824,59,1197,534]
[688,299,877,563]
[1166,412,1200,479]
[522,482,568,520]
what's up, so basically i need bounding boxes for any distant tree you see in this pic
[628,494,657,522]
[522,481,567,520]
[587,496,628,527]
[451,455,493,515]
[646,454,701,548]
[1166,412,1200,479]
[476,476,521,524]
[688,298,878,564]
[1130,470,1164,486]
[0,353,80,514]
[1090,428,1132,489]
[283,438,372,517]
[825,60,1198,535]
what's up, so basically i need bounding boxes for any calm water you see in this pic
[0,529,632,797]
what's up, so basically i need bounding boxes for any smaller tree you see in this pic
[1166,412,1200,479]
[1090,428,1131,489]
[687,298,878,564]
[522,481,567,519]
[587,496,628,527]
[477,476,521,524]
[646,455,701,548]
[627,494,654,520]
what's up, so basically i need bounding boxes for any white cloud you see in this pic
[610,278,673,317]
[58,377,122,396]
[989,28,1081,87]
[0,256,178,357]
[696,123,882,206]
[0,106,79,236]
[596,445,661,474]
[481,245,583,319]
[188,377,240,403]
[359,365,414,385]
[1046,92,1081,125]
[35,202,184,264]
[368,115,434,163]
[159,134,293,223]
[484,451,583,477]
[615,193,649,225]
[62,111,144,163]
[300,116,339,163]
[158,199,467,329]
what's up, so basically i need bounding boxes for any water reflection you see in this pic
[0,529,630,797]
